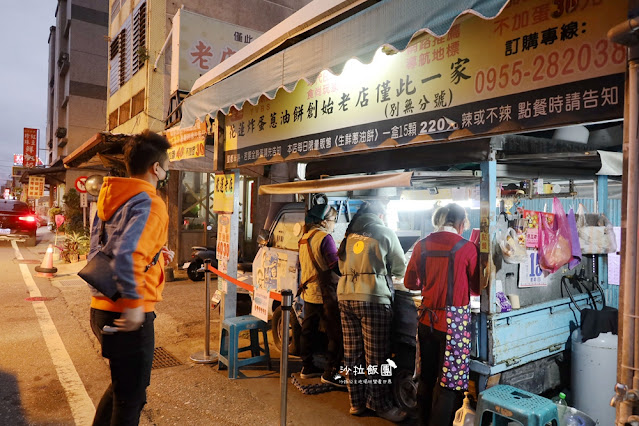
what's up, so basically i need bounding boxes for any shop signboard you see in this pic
[23,128,38,168]
[213,173,235,213]
[224,0,626,168]
[13,155,43,167]
[166,120,208,161]
[27,176,45,199]
[170,8,262,93]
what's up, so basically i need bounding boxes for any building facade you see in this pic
[106,0,312,264]
[46,0,109,204]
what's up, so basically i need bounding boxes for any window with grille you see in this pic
[132,2,147,75]
[109,33,121,95]
[108,1,146,96]
[111,0,121,22]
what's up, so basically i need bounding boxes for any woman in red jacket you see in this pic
[404,203,479,426]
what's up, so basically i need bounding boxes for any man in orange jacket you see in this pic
[88,130,173,426]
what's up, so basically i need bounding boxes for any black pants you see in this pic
[300,301,343,375]
[90,308,156,426]
[417,323,464,426]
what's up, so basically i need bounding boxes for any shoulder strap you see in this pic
[99,220,106,247]
[304,230,324,272]
[419,237,469,306]
[99,218,162,273]
[297,229,322,294]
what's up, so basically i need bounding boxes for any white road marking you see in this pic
[12,241,95,425]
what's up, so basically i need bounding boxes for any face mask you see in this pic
[156,165,170,189]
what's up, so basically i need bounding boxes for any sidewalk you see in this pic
[33,229,395,425]
[144,274,394,425]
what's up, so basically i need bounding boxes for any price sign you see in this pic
[216,214,230,261]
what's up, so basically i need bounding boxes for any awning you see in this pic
[180,0,509,126]
[64,132,131,170]
[258,171,412,195]
[18,166,67,185]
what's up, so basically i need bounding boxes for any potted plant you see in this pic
[61,232,89,263]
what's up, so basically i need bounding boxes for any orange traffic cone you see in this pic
[35,244,58,278]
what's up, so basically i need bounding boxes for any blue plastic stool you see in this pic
[218,315,272,379]
[475,385,559,426]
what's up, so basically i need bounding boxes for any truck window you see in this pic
[271,211,305,251]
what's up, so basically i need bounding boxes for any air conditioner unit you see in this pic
[55,127,67,138]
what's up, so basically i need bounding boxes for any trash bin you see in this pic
[570,329,617,425]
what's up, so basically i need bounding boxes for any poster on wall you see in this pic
[224,0,626,168]
[251,287,269,322]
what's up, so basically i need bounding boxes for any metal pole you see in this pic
[190,259,217,363]
[280,289,292,426]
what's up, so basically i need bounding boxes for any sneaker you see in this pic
[321,372,347,388]
[299,365,323,379]
[349,406,366,416]
[376,406,407,423]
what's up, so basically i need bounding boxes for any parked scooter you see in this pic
[186,246,218,281]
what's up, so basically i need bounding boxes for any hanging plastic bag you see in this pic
[539,198,572,273]
[497,227,527,264]
[576,204,617,254]
[566,208,582,269]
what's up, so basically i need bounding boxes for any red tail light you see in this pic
[19,215,37,222]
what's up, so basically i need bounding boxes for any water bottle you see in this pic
[453,392,475,426]
[553,392,567,418]
[564,414,585,426]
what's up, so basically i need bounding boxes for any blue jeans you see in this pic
[90,308,156,426]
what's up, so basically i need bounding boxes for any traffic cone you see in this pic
[35,244,58,278]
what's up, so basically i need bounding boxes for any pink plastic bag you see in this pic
[539,198,572,273]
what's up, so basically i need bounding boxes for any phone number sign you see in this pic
[224,0,626,168]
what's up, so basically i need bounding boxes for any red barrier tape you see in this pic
[207,265,282,302]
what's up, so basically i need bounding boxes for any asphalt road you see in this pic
[0,227,394,425]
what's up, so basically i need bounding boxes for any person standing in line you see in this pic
[298,204,345,387]
[88,130,173,426]
[337,201,407,423]
[404,204,479,426]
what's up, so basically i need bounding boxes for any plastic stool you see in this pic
[218,315,272,379]
[475,385,559,426]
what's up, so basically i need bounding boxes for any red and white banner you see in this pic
[23,128,38,168]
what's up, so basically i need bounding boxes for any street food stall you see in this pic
[173,0,634,423]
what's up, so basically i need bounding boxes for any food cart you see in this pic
[174,0,631,421]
